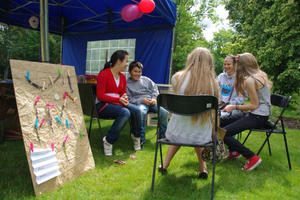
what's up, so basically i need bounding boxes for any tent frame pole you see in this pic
[168,26,175,84]
[40,0,49,62]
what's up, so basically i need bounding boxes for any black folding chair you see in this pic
[88,84,114,139]
[242,94,292,170]
[151,94,219,200]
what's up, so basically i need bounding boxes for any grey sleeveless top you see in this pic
[249,76,271,116]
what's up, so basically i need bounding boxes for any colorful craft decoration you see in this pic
[66,92,78,106]
[67,70,74,93]
[61,92,67,116]
[63,136,70,162]
[40,118,45,127]
[25,75,44,89]
[46,105,54,132]
[34,96,41,141]
[55,117,62,124]
[30,142,34,152]
[65,119,70,128]
[69,123,85,137]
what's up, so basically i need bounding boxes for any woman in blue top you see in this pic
[221,53,273,171]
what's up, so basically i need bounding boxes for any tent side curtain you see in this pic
[62,25,174,84]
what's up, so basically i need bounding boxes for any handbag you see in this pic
[202,139,226,164]
[201,127,227,164]
[219,87,234,110]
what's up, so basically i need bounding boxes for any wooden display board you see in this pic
[10,60,95,196]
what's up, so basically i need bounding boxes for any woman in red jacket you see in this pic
[96,50,142,156]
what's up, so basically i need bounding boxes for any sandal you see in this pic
[103,136,113,156]
[131,133,141,151]
[199,172,208,180]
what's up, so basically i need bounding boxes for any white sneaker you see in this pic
[103,136,113,156]
[131,133,141,151]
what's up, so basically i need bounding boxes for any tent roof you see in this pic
[0,0,176,35]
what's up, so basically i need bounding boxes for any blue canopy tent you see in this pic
[0,0,177,83]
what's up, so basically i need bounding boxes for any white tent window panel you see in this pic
[86,39,136,78]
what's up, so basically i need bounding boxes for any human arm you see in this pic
[223,77,259,112]
[148,77,159,105]
[229,90,248,105]
[96,70,125,105]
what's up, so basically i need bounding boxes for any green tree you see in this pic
[172,0,220,75]
[0,23,61,79]
[209,28,236,75]
[224,0,300,94]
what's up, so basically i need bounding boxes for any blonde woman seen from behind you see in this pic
[159,47,219,180]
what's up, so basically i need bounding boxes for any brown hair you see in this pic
[235,53,273,97]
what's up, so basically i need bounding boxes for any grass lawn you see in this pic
[0,115,299,200]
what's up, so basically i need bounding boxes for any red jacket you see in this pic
[96,68,126,106]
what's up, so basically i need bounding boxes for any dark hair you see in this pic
[102,50,129,71]
[128,61,143,72]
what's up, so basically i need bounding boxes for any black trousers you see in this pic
[220,112,268,158]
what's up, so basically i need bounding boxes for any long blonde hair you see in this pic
[235,53,273,97]
[173,47,219,124]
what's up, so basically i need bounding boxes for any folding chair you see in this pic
[151,94,219,200]
[242,94,292,170]
[88,84,114,139]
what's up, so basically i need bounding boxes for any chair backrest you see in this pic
[157,93,218,116]
[271,94,292,117]
[157,94,219,137]
[270,94,292,129]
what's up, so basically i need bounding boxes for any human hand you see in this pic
[142,98,151,106]
[119,96,129,106]
[122,93,128,101]
[149,98,156,105]
[222,105,235,113]
[235,54,240,63]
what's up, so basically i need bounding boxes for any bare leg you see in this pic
[161,145,181,169]
[195,147,207,173]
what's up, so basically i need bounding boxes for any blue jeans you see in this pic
[220,112,268,158]
[96,102,142,144]
[137,104,169,142]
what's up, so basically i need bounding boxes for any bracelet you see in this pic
[236,105,238,110]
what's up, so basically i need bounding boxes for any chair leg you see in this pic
[97,117,104,139]
[88,106,95,139]
[283,134,292,170]
[266,132,272,156]
[257,132,272,155]
[210,138,216,200]
[151,141,159,192]
[242,130,252,145]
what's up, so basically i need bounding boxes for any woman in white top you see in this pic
[159,47,219,179]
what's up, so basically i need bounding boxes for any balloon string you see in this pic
[131,0,139,4]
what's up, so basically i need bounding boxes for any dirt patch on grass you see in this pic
[282,117,300,129]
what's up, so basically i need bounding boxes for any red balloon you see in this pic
[138,0,155,13]
[121,4,139,22]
